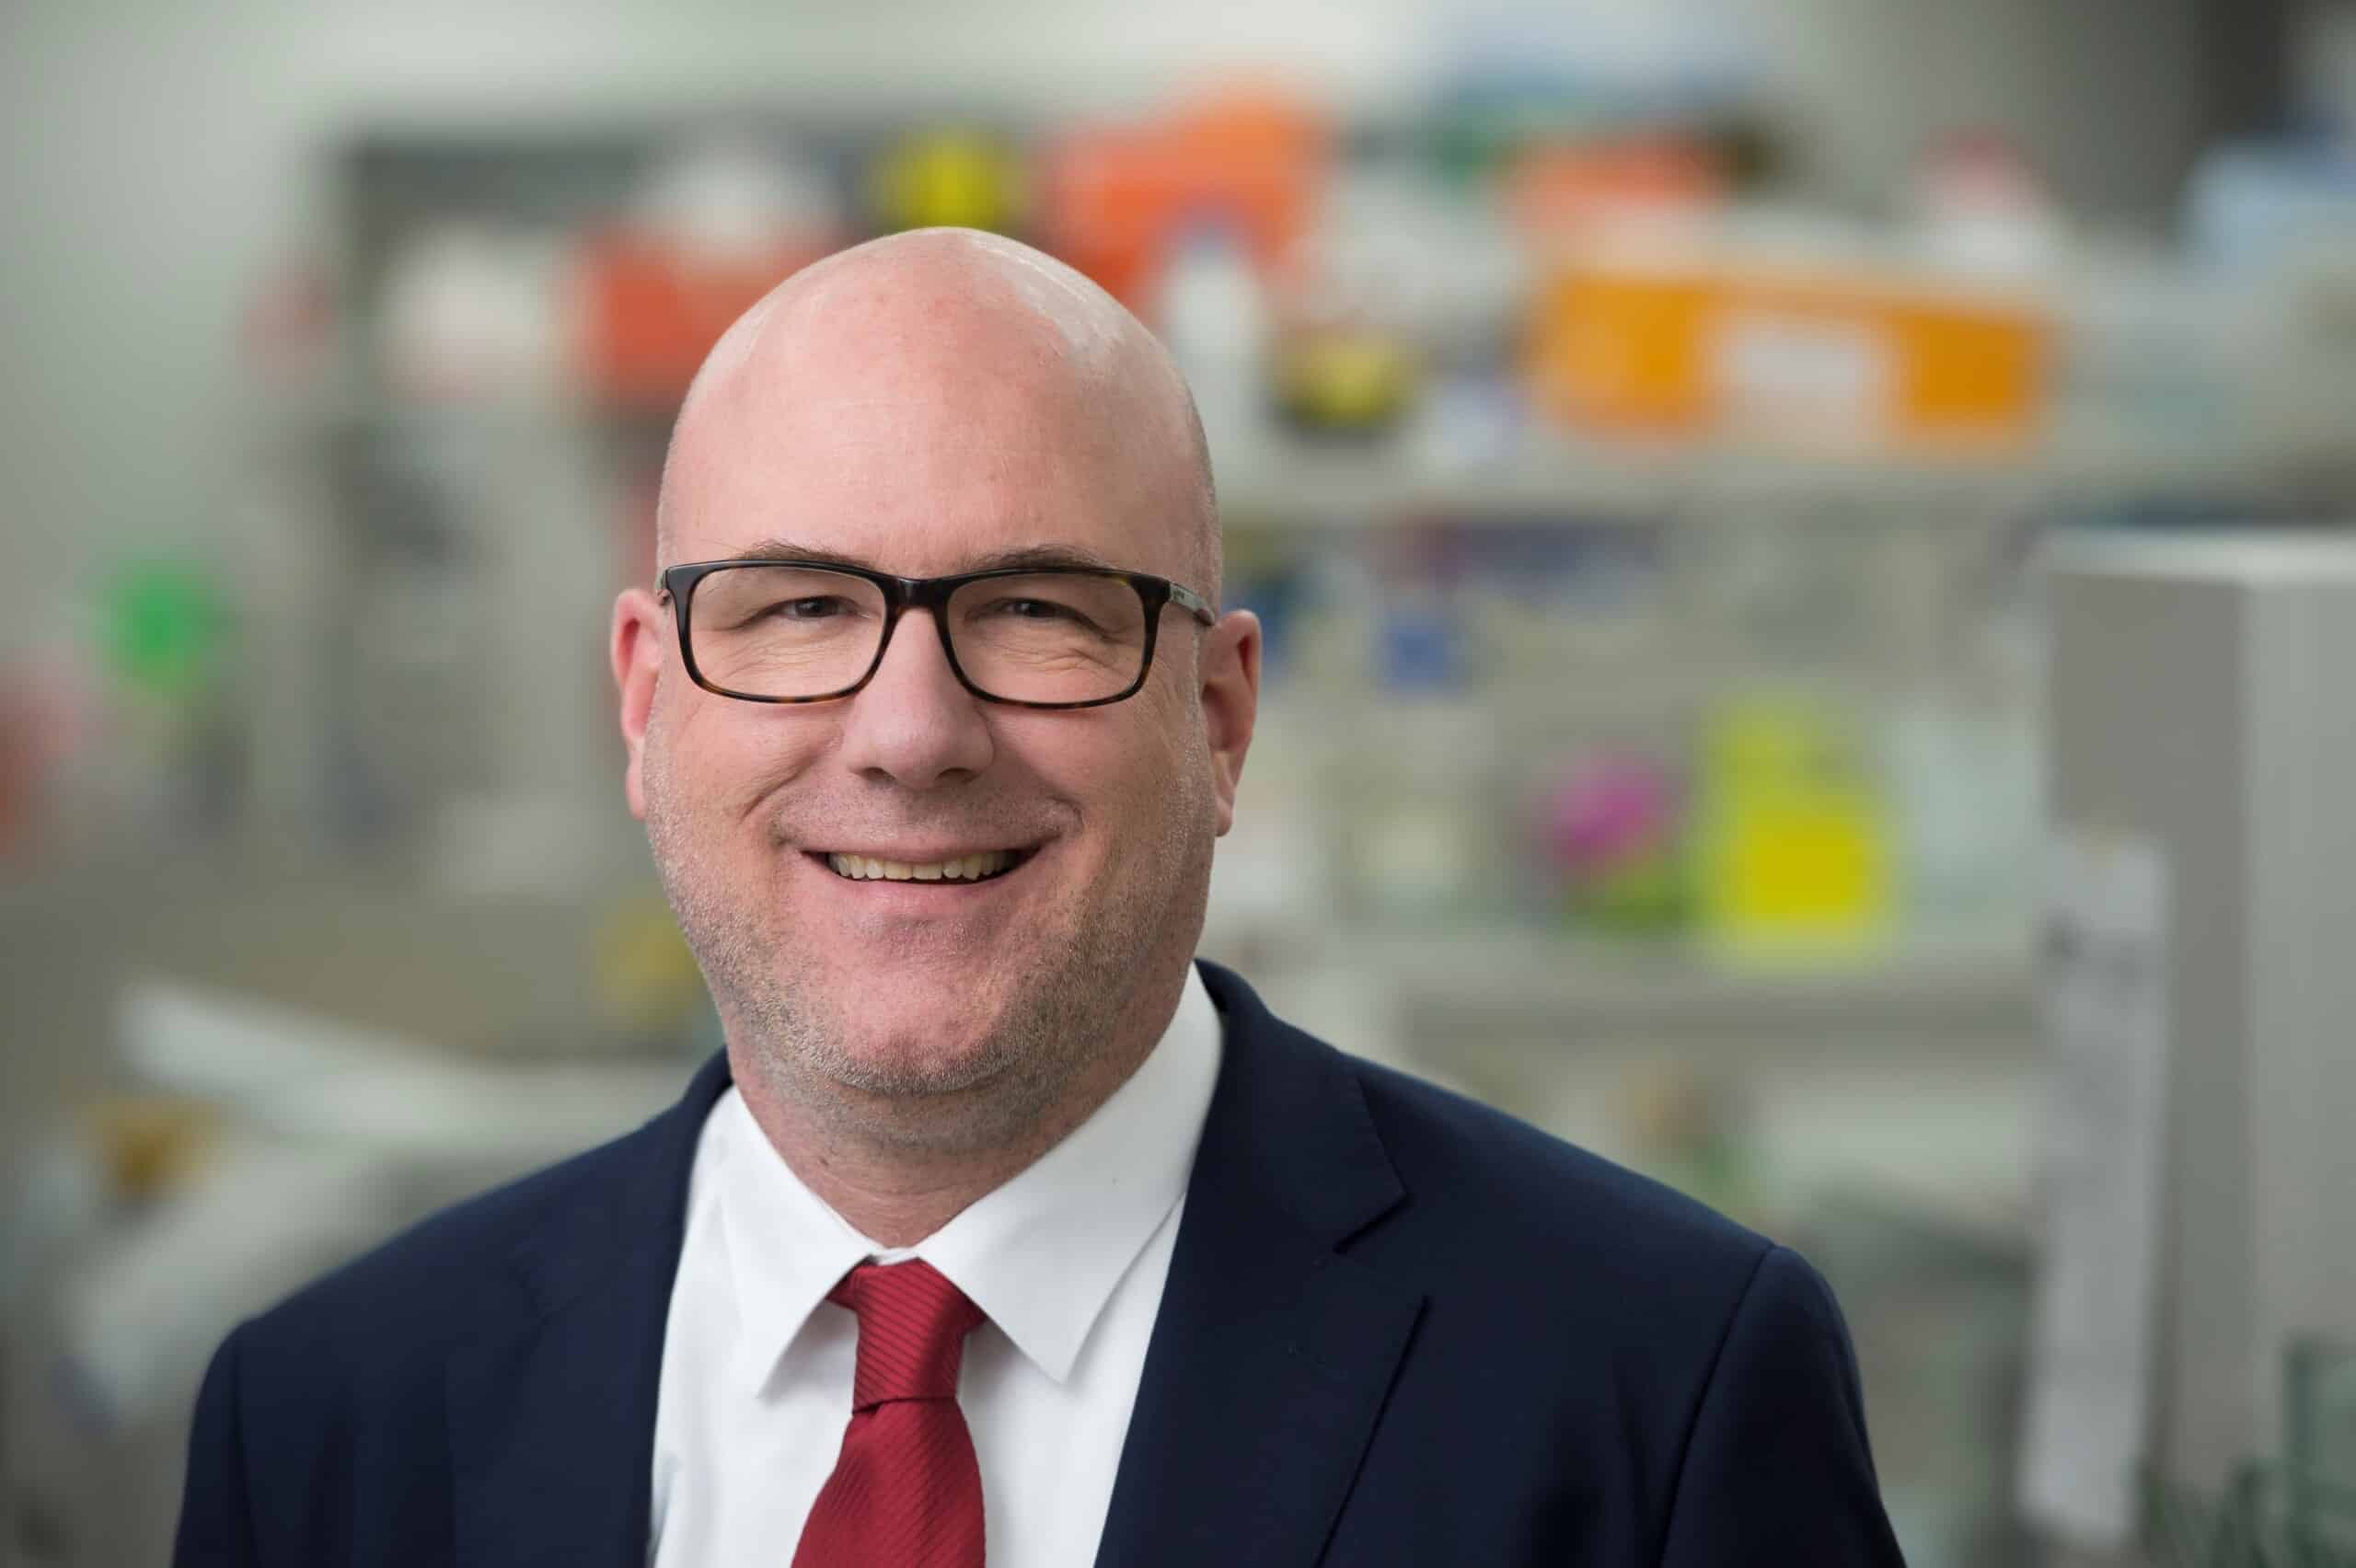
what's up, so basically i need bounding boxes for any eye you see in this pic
[997,597,1080,621]
[770,595,854,621]
[973,594,1096,628]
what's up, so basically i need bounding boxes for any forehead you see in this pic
[664,291,1198,584]
[674,405,1128,574]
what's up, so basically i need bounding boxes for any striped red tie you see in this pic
[791,1259,988,1567]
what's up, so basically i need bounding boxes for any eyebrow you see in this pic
[716,538,1124,576]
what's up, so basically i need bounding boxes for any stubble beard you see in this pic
[641,732,1214,1157]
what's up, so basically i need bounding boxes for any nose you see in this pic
[832,607,997,789]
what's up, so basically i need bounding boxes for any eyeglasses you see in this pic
[656,559,1218,709]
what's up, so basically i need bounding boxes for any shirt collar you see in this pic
[705,961,1223,1391]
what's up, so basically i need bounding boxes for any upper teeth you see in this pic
[827,850,1016,882]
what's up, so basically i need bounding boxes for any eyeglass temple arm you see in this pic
[1168,582,1218,624]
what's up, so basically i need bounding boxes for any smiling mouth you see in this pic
[814,847,1035,884]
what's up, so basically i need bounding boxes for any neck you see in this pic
[728,982,1180,1248]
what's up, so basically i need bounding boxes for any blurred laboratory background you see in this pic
[5,2,2356,1564]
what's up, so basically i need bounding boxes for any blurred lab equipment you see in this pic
[2023,533,2356,1562]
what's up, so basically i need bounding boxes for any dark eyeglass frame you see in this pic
[656,558,1219,710]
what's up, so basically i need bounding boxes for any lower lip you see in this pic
[802,849,1038,903]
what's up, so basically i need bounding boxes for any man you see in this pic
[176,228,1904,1566]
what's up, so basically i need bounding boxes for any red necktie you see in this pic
[792,1259,988,1568]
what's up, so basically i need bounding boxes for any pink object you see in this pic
[1542,755,1679,876]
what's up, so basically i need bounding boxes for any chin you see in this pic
[806,990,1027,1099]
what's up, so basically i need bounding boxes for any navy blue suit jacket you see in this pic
[176,960,1904,1565]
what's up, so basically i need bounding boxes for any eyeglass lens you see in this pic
[687,565,1151,703]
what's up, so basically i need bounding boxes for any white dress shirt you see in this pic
[648,963,1223,1567]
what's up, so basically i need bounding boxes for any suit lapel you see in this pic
[1094,963,1426,1568]
[447,1049,730,1568]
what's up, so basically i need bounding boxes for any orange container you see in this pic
[575,230,834,408]
[1037,85,1325,315]
[1525,259,2050,448]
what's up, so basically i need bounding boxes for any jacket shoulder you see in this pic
[1343,1049,1774,1305]
[235,1103,679,1378]
[1329,1049,1900,1564]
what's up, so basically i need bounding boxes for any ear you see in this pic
[1198,608,1261,836]
[611,586,665,821]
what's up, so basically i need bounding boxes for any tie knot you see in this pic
[829,1259,987,1411]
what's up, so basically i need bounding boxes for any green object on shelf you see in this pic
[99,559,227,700]
[1564,851,1688,935]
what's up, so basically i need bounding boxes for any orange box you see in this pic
[1037,86,1325,314]
[1525,258,2050,449]
[575,229,833,409]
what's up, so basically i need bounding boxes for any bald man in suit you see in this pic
[177,228,1904,1567]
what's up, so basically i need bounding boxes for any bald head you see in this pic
[656,228,1218,597]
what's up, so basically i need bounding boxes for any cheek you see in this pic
[1011,709,1197,847]
[654,686,832,820]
